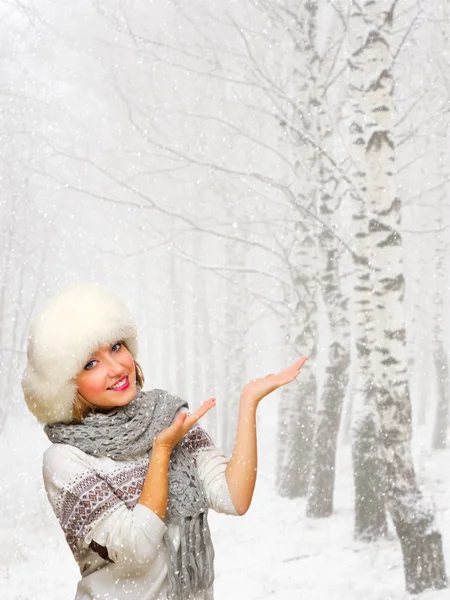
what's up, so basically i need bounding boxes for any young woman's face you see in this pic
[75,341,137,409]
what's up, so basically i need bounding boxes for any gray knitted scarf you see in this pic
[44,388,214,600]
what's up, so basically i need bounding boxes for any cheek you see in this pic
[123,353,136,376]
[76,371,107,400]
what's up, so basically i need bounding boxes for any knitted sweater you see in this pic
[42,414,238,600]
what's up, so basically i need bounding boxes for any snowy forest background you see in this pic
[1,1,450,598]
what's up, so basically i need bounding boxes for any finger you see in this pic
[185,398,216,429]
[272,358,308,385]
[170,412,188,430]
[283,357,307,374]
[195,397,216,418]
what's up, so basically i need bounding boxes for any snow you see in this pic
[1,408,450,600]
[1,2,449,599]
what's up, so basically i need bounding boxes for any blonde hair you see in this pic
[72,359,145,423]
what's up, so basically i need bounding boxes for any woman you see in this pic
[22,282,306,600]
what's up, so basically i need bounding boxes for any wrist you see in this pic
[239,393,259,411]
[152,443,172,459]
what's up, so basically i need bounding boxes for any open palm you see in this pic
[241,358,307,404]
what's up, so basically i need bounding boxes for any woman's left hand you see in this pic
[240,357,307,406]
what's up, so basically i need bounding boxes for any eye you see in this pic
[111,341,122,352]
[84,360,97,371]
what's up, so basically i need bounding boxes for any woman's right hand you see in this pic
[153,397,216,452]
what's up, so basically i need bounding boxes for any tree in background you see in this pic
[430,4,450,451]
[347,0,388,541]
[348,0,446,591]
[431,188,450,451]
[297,0,352,518]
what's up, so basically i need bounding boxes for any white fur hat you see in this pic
[22,282,138,425]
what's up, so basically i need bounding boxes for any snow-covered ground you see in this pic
[1,409,449,600]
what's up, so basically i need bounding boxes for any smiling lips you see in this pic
[109,376,130,391]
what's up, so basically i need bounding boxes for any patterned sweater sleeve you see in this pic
[182,422,239,517]
[42,443,167,566]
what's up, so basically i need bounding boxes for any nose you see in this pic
[105,353,124,377]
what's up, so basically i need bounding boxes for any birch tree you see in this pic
[274,0,321,497]
[347,27,388,540]
[295,0,352,518]
[348,0,446,591]
[276,229,318,497]
[348,105,388,540]
[431,165,449,451]
[431,257,449,450]
[430,7,450,451]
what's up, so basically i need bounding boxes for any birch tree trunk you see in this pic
[348,3,388,541]
[276,202,318,499]
[431,196,449,451]
[276,251,317,498]
[302,0,351,518]
[348,181,387,540]
[341,379,355,445]
[307,220,350,515]
[275,1,319,498]
[430,3,450,451]
[351,396,388,540]
[349,0,447,592]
